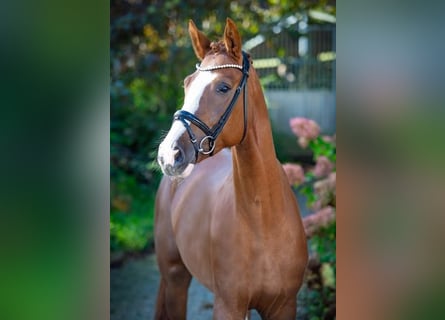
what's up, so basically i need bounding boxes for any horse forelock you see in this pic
[208,41,238,61]
[210,41,226,54]
[206,40,252,66]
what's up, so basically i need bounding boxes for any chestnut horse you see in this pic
[155,18,308,320]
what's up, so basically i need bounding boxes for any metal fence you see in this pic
[247,24,336,91]
[244,23,336,147]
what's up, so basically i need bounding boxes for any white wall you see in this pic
[265,90,336,136]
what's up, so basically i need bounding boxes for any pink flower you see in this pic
[298,137,309,149]
[289,117,320,140]
[282,163,305,186]
[310,172,336,210]
[322,135,336,145]
[303,206,335,238]
[313,156,334,177]
[327,172,336,190]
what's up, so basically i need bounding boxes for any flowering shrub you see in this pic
[313,156,334,177]
[284,116,336,320]
[289,117,320,148]
[284,117,336,210]
[281,163,305,186]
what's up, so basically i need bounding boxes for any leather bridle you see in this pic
[173,51,250,160]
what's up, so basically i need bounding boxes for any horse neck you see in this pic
[232,71,284,210]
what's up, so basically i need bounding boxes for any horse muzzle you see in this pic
[157,141,195,178]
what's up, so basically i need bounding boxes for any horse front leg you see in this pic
[154,263,192,320]
[261,298,296,320]
[154,201,192,319]
[212,296,248,320]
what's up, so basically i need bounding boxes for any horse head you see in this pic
[157,18,250,178]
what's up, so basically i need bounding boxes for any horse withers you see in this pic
[155,18,308,320]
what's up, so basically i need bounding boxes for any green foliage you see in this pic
[301,186,336,318]
[110,212,153,252]
[298,137,336,208]
[110,171,160,252]
[300,182,318,207]
[297,221,336,320]
[309,137,336,163]
[311,221,336,273]
[305,190,336,318]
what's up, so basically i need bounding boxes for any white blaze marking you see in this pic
[183,71,218,113]
[158,71,218,169]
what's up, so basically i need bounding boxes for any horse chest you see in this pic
[171,191,302,294]
[170,177,235,290]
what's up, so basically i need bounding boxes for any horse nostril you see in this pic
[173,147,185,165]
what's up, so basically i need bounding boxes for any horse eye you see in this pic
[216,84,230,94]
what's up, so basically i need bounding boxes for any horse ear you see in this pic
[188,20,211,61]
[223,18,242,61]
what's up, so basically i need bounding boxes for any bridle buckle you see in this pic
[198,136,216,155]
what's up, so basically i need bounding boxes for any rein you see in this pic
[173,51,250,159]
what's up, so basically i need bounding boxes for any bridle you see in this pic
[173,51,250,160]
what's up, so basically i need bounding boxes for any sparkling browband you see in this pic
[196,63,243,71]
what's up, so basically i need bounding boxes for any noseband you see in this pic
[173,51,250,159]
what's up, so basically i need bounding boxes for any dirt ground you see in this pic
[110,253,314,320]
[110,254,265,320]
